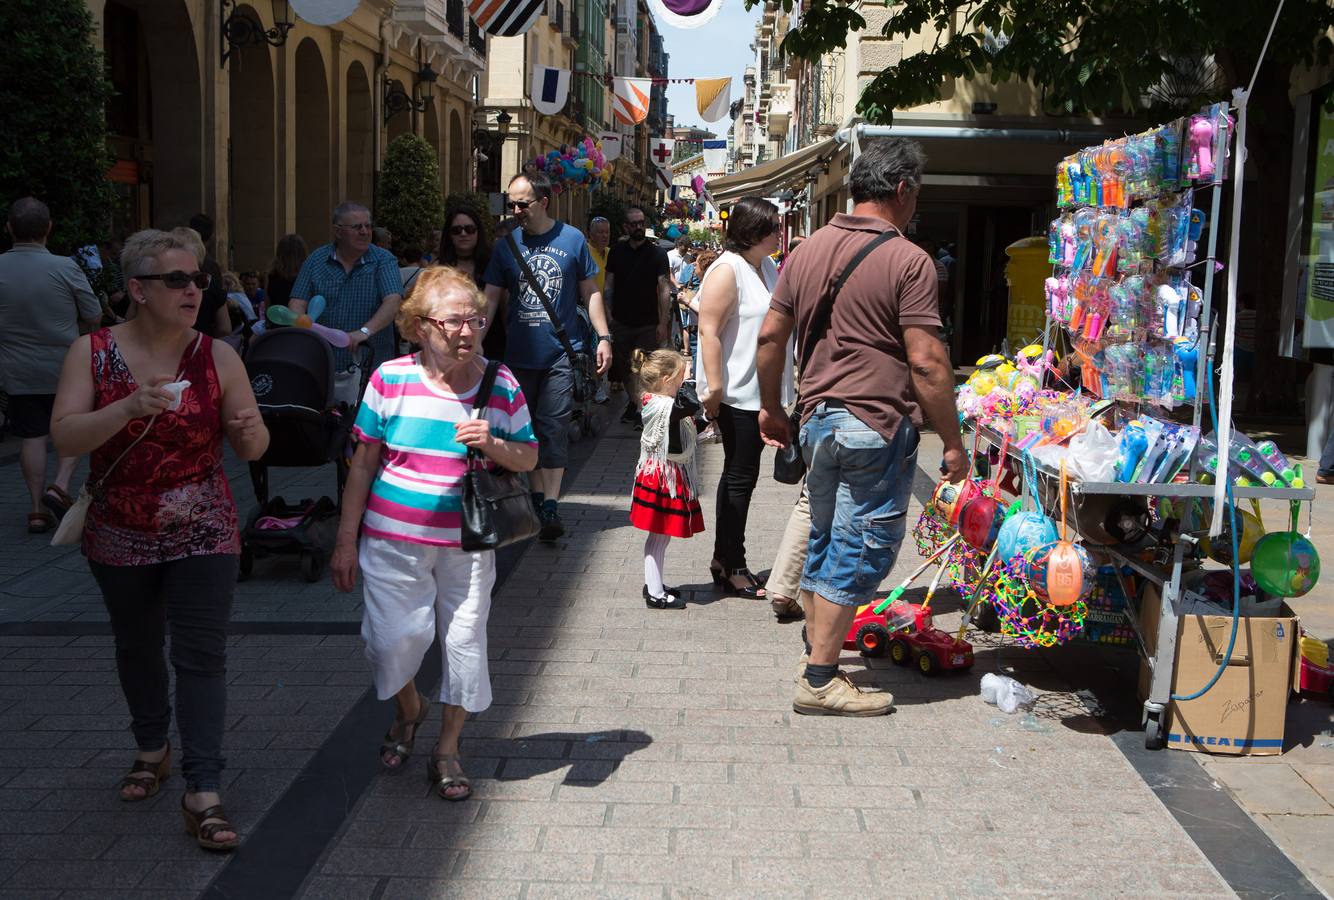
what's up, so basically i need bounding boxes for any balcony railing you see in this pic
[552,0,564,30]
[469,19,486,56]
[447,0,465,38]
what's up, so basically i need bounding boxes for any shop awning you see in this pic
[707,138,839,204]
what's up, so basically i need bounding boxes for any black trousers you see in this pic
[713,403,764,570]
[90,553,237,793]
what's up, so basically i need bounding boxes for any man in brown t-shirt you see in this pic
[756,137,966,717]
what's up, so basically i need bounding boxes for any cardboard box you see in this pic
[1136,584,1162,704]
[1166,603,1299,756]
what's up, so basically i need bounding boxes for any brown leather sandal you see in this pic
[181,797,240,851]
[380,691,429,772]
[119,744,171,802]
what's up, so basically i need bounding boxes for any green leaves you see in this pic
[377,134,446,255]
[0,0,114,253]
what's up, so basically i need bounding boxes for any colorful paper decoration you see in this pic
[612,77,651,126]
[531,65,571,116]
[468,0,545,35]
[647,0,725,29]
[695,77,731,122]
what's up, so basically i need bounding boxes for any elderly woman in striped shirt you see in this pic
[331,266,537,801]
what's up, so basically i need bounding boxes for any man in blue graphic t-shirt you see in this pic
[484,172,612,542]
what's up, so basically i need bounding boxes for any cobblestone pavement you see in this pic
[2,410,1329,897]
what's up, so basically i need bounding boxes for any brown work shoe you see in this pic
[793,671,894,717]
[793,652,809,684]
[1317,473,1334,485]
[771,594,804,621]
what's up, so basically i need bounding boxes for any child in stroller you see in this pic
[239,327,372,581]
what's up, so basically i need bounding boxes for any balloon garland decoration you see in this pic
[662,198,704,221]
[527,138,611,192]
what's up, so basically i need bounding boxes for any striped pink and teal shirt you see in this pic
[352,355,536,547]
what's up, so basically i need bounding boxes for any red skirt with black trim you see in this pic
[629,466,704,538]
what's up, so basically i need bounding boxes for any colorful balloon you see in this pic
[931,478,981,527]
[959,494,1006,551]
[307,294,326,322]
[995,510,1058,564]
[1026,540,1094,607]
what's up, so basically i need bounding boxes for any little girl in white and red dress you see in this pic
[628,349,703,610]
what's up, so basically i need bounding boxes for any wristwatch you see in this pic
[598,334,613,344]
[358,326,371,337]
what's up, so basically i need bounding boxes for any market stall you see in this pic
[867,100,1324,752]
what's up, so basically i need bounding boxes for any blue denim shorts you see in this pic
[799,403,919,606]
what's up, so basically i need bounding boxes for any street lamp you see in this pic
[384,62,440,123]
[220,0,295,68]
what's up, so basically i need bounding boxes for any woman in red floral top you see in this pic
[51,229,269,852]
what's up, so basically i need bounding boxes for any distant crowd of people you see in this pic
[0,137,965,853]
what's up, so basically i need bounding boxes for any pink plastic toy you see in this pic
[1189,116,1215,179]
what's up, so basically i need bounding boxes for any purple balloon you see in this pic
[662,0,711,13]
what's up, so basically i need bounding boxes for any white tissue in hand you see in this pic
[980,673,1037,714]
[163,380,190,412]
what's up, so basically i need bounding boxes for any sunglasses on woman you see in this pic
[450,224,478,236]
[135,271,212,290]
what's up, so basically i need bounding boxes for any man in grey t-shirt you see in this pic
[0,197,102,533]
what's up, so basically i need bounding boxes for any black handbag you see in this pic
[460,360,542,551]
[773,229,899,484]
[504,231,594,403]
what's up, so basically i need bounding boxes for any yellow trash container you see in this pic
[1005,236,1051,351]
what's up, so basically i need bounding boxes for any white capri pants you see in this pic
[359,535,496,712]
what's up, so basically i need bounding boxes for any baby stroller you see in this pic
[569,305,601,441]
[239,327,371,582]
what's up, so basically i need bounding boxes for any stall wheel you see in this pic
[1144,710,1165,750]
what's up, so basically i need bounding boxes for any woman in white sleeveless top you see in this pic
[696,197,793,598]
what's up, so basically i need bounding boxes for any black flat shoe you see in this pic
[643,585,686,610]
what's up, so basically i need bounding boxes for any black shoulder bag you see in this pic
[773,229,899,484]
[503,231,594,403]
[460,359,542,551]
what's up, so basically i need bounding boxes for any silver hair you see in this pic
[332,201,370,225]
[121,229,200,279]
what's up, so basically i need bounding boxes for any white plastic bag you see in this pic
[980,673,1037,714]
[1066,421,1119,483]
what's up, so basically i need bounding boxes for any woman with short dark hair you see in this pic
[695,197,792,598]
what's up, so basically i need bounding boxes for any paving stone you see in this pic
[459,850,597,883]
[297,876,382,900]
[379,879,523,900]
[320,846,460,878]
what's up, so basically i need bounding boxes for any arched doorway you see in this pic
[295,39,331,251]
[228,8,276,271]
[423,101,442,192]
[386,78,411,147]
[103,0,203,233]
[448,109,466,193]
[346,62,373,206]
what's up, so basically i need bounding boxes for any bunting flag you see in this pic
[598,131,623,162]
[695,77,731,123]
[611,77,652,126]
[647,0,725,29]
[530,65,571,116]
[691,174,715,208]
[654,164,674,192]
[701,139,727,175]
[468,0,545,36]
[649,138,676,169]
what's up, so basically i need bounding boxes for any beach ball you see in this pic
[1026,540,1094,606]
[1250,531,1320,598]
[1201,506,1263,566]
[959,494,1006,551]
[995,511,1058,564]
[295,314,312,328]
[931,477,980,527]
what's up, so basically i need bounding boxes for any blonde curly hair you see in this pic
[396,265,487,344]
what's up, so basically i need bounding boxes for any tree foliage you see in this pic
[0,0,114,253]
[589,192,633,239]
[378,134,445,253]
[765,0,1334,123]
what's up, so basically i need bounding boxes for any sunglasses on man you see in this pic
[135,271,212,290]
[506,198,542,210]
[449,224,478,236]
